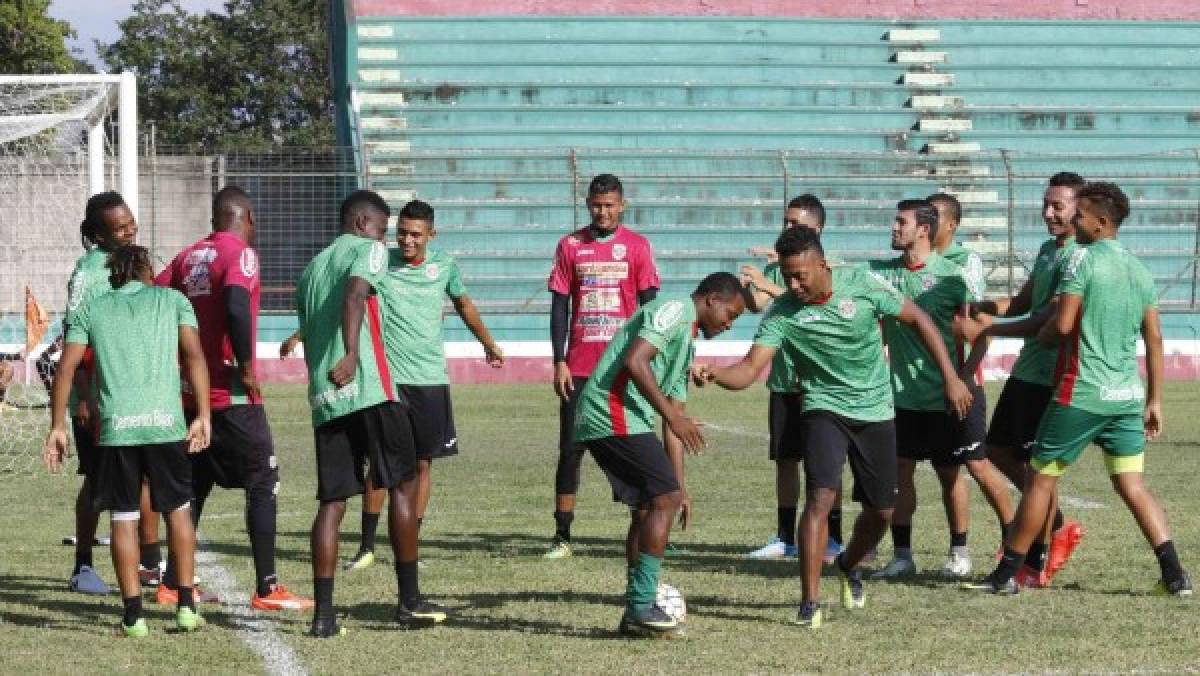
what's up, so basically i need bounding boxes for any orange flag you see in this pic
[24,285,49,354]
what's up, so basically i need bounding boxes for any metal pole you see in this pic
[87,119,105,196]
[570,149,579,230]
[1191,149,1200,311]
[1000,149,1016,296]
[780,150,790,214]
[118,72,139,222]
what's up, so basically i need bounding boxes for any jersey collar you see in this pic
[116,280,146,294]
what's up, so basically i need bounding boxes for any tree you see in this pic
[100,0,333,149]
[0,0,91,74]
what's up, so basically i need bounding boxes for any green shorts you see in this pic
[1031,402,1145,477]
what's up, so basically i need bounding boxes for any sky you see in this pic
[47,0,228,70]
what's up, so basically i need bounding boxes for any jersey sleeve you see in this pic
[636,300,687,352]
[64,300,91,346]
[1057,247,1092,297]
[172,289,199,329]
[763,262,783,287]
[224,246,260,292]
[632,237,661,292]
[444,258,467,299]
[864,270,906,318]
[547,237,574,294]
[64,266,89,325]
[348,240,388,288]
[962,252,985,302]
[753,306,788,349]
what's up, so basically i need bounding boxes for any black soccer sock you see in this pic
[827,508,844,545]
[1002,521,1016,541]
[139,541,162,571]
[360,512,381,553]
[247,487,278,597]
[74,549,93,575]
[1027,543,1048,572]
[417,516,424,531]
[1052,509,1065,533]
[1154,541,1185,584]
[177,585,195,611]
[553,510,574,542]
[777,506,798,546]
[993,547,1025,584]
[122,595,143,627]
[162,559,178,590]
[951,532,968,548]
[314,577,335,619]
[892,524,913,551]
[396,560,420,608]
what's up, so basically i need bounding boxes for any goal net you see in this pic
[0,74,137,473]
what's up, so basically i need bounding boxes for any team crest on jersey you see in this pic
[612,243,627,261]
[425,263,440,280]
[921,274,935,292]
[567,236,580,246]
[652,300,686,332]
[838,299,857,319]
[239,248,258,278]
[368,242,386,274]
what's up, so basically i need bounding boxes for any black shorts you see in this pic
[768,391,807,461]
[986,377,1055,459]
[191,405,277,491]
[558,376,590,454]
[799,411,897,510]
[73,419,100,478]
[895,390,987,466]
[93,441,193,514]
[397,384,459,460]
[585,433,681,508]
[313,402,417,501]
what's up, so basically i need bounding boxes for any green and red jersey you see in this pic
[1010,237,1079,387]
[377,249,467,386]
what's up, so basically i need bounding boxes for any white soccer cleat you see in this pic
[871,556,917,580]
[746,535,794,559]
[940,550,972,579]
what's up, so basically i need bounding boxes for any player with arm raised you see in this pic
[545,173,660,559]
[574,272,745,637]
[44,245,211,636]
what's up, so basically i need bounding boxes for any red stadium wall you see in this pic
[352,0,1200,20]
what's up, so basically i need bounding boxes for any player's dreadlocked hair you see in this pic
[106,245,152,289]
[1076,181,1131,228]
[81,191,126,250]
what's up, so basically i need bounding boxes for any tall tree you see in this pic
[0,0,91,74]
[101,0,333,148]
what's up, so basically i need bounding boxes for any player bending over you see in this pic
[573,272,745,637]
[44,245,211,637]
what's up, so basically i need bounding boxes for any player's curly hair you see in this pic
[1077,182,1130,227]
[80,191,127,250]
[775,223,825,260]
[106,245,152,289]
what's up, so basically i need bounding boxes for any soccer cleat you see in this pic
[175,606,205,632]
[308,616,346,638]
[840,566,866,610]
[542,537,573,560]
[1151,573,1194,598]
[156,584,219,606]
[138,561,164,587]
[871,556,916,580]
[940,550,973,579]
[252,584,315,611]
[617,605,682,639]
[343,549,375,571]
[746,535,796,560]
[792,602,823,629]
[822,538,843,565]
[1014,565,1050,590]
[121,618,148,638]
[962,574,1020,595]
[395,599,450,627]
[1046,521,1085,574]
[69,565,110,595]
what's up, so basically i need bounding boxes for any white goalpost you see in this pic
[0,73,137,472]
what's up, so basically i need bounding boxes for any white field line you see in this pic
[704,420,1107,510]
[194,547,308,676]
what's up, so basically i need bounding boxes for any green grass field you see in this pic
[2,382,1198,674]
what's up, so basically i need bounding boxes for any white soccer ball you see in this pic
[656,582,686,623]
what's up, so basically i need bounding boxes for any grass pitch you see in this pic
[1,382,1198,674]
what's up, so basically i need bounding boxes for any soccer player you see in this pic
[697,227,972,628]
[296,190,445,638]
[43,244,211,636]
[955,173,1088,587]
[574,272,745,637]
[967,182,1191,597]
[870,199,1013,581]
[546,173,660,559]
[344,199,505,571]
[154,186,312,610]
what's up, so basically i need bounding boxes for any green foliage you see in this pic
[0,0,91,74]
[101,0,333,149]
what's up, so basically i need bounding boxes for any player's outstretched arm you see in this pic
[453,295,504,367]
[661,398,692,530]
[43,342,86,473]
[740,265,782,313]
[623,337,705,453]
[330,276,371,387]
[1141,306,1165,440]
[956,299,1058,343]
[279,329,303,359]
[973,276,1033,318]
[896,299,972,419]
[179,325,211,452]
[705,344,776,391]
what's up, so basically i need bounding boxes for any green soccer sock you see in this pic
[626,552,663,612]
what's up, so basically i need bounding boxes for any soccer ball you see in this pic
[656,583,686,623]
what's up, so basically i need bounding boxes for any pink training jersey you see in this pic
[156,231,261,410]
[548,225,660,377]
